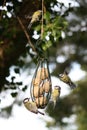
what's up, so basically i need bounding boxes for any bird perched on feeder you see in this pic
[23,98,44,115]
[58,70,76,89]
[28,10,42,29]
[51,86,61,107]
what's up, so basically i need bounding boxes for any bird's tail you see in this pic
[38,110,45,115]
[53,100,56,109]
[50,98,56,109]
[69,82,77,89]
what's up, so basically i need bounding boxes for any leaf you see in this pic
[16,82,22,86]
[14,68,20,73]
[11,92,18,97]
[35,25,41,31]
[42,40,52,51]
[22,85,27,91]
[11,76,15,82]
[10,85,17,90]
[44,11,51,23]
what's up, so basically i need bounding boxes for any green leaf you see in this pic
[11,92,18,97]
[35,25,41,31]
[44,11,51,23]
[16,82,22,86]
[22,85,27,91]
[42,40,52,51]
[14,68,20,73]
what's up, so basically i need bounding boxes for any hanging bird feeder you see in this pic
[30,58,52,109]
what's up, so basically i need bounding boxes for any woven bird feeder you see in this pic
[30,58,52,109]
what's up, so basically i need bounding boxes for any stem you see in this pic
[41,0,44,39]
[17,16,37,54]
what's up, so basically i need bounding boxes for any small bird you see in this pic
[28,10,42,29]
[23,98,44,115]
[51,86,61,107]
[58,70,76,89]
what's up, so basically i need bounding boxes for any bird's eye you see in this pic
[23,98,29,103]
[59,74,63,77]
[55,86,61,90]
[55,87,58,90]
[61,74,64,77]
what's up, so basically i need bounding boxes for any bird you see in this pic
[58,70,76,89]
[23,98,44,115]
[28,10,42,29]
[51,86,61,107]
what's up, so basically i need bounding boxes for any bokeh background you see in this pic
[0,0,87,130]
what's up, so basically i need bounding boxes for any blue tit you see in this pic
[51,86,61,107]
[58,71,76,89]
[28,10,42,29]
[23,98,44,115]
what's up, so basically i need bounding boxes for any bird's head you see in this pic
[58,73,64,78]
[54,86,61,91]
[23,98,30,104]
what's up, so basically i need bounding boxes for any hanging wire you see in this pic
[41,0,44,39]
[29,0,52,109]
[30,58,52,109]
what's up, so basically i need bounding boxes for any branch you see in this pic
[0,0,6,20]
[41,0,44,39]
[17,16,37,54]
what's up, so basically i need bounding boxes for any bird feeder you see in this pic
[30,58,52,109]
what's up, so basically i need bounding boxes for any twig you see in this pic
[17,16,37,54]
[41,0,44,39]
[0,0,6,20]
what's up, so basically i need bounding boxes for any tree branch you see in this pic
[17,16,37,54]
[0,0,6,20]
[41,0,44,39]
